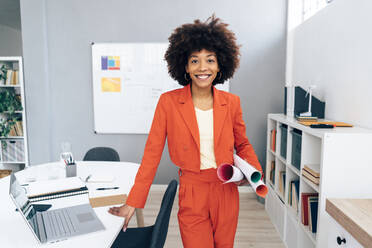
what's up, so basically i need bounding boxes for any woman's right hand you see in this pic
[108,204,136,231]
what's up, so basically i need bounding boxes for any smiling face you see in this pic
[185,49,220,91]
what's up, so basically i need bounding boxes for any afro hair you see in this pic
[165,15,240,86]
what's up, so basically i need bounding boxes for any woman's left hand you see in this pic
[234,178,250,186]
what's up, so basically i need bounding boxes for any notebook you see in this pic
[25,177,88,202]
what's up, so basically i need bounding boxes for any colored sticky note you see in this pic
[101,56,108,70]
[101,77,121,92]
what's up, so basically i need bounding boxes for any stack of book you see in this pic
[296,115,318,122]
[8,121,24,137]
[270,129,276,151]
[279,171,286,196]
[288,180,300,212]
[2,70,19,85]
[269,161,275,185]
[302,164,320,185]
[301,193,319,233]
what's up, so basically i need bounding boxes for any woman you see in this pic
[109,16,263,248]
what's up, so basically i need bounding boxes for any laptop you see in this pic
[9,173,105,244]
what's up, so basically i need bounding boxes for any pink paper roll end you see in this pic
[217,164,233,182]
[256,184,268,198]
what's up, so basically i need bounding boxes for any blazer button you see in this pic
[229,147,234,152]
[183,146,188,151]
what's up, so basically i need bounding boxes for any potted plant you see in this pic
[0,88,23,148]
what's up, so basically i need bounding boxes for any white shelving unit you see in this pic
[265,113,372,248]
[0,57,28,172]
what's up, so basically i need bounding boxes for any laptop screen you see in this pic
[9,173,41,241]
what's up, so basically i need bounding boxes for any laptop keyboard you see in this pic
[45,209,77,238]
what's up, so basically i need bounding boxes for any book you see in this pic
[269,161,275,184]
[279,171,286,195]
[299,120,353,127]
[296,115,318,122]
[12,70,19,85]
[15,121,23,136]
[271,129,276,151]
[5,70,12,85]
[9,126,17,136]
[291,180,300,211]
[308,197,319,233]
[26,177,88,202]
[303,164,320,177]
[301,193,318,226]
[302,169,320,184]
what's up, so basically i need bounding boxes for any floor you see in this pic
[127,185,285,248]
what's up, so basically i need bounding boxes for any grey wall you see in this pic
[292,0,372,129]
[20,0,287,183]
[0,24,22,56]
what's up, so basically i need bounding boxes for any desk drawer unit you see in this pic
[328,217,363,248]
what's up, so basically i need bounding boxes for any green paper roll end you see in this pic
[250,171,261,183]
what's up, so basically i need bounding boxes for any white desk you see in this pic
[0,161,139,248]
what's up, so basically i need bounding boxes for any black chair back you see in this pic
[150,180,178,248]
[83,147,120,161]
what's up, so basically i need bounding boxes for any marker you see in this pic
[96,187,119,191]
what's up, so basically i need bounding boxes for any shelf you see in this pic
[277,155,286,165]
[266,113,372,247]
[268,181,275,190]
[1,111,23,114]
[0,57,27,171]
[287,163,301,176]
[277,189,285,203]
[299,222,316,244]
[286,205,299,221]
[0,85,21,88]
[0,136,24,139]
[301,175,320,192]
[270,183,285,203]
[0,161,26,164]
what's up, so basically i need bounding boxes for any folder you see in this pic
[89,194,127,208]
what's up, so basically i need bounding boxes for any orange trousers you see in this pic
[177,168,239,248]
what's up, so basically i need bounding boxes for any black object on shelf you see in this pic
[280,124,288,159]
[291,129,302,170]
[284,86,326,118]
[310,124,334,129]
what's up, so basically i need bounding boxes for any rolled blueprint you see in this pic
[233,154,268,198]
[233,154,261,183]
[217,163,244,183]
[249,180,268,198]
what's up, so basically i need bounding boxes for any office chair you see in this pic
[111,180,178,248]
[83,147,120,161]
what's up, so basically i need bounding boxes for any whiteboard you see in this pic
[91,43,229,134]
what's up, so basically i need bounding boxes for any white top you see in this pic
[195,107,217,170]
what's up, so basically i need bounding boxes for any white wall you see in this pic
[291,0,372,129]
[20,0,287,183]
[0,24,22,56]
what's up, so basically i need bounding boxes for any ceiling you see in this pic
[0,0,21,30]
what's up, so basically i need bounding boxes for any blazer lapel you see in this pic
[213,86,228,149]
[177,84,200,150]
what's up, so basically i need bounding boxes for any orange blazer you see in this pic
[126,84,262,208]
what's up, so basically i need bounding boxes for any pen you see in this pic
[96,187,119,191]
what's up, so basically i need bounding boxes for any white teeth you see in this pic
[197,75,209,79]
